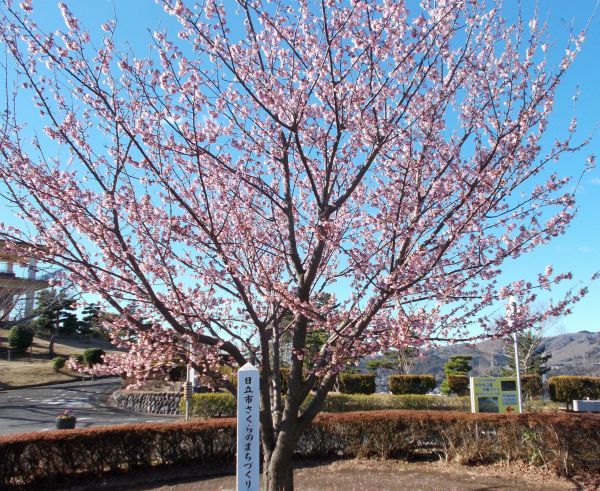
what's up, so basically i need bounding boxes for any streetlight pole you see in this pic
[508,296,523,414]
[184,340,194,421]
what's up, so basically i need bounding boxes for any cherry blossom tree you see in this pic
[0,1,594,488]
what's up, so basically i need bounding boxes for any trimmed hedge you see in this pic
[447,375,469,396]
[7,325,34,352]
[338,373,376,394]
[315,393,469,413]
[50,357,66,372]
[1,411,599,488]
[0,420,236,489]
[521,374,542,399]
[184,392,470,418]
[187,393,236,418]
[549,376,600,409]
[82,348,105,366]
[389,375,436,395]
[300,411,600,481]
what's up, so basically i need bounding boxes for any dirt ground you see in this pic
[68,459,583,491]
[0,329,118,388]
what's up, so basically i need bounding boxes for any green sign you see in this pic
[470,376,521,414]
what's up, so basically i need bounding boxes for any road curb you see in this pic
[0,375,120,391]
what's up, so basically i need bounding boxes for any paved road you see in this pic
[0,378,176,435]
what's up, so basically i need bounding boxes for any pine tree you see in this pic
[79,303,102,337]
[32,290,78,356]
[441,355,472,395]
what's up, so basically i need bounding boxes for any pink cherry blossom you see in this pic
[0,2,593,488]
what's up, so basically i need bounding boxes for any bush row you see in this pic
[300,411,600,482]
[549,376,600,409]
[0,420,236,489]
[182,373,600,408]
[339,373,544,398]
[1,411,598,488]
[183,392,470,418]
[389,375,436,395]
[313,393,470,413]
[338,373,376,394]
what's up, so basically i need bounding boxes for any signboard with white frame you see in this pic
[470,376,521,414]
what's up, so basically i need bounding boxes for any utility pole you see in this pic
[508,296,523,413]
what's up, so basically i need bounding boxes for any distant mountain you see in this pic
[406,330,600,379]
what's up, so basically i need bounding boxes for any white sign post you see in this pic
[508,296,524,414]
[237,363,260,491]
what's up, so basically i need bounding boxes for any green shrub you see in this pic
[50,357,67,372]
[82,348,105,366]
[74,354,85,365]
[389,375,436,395]
[311,393,470,413]
[549,376,600,409]
[338,373,376,394]
[521,374,543,399]
[185,393,236,418]
[447,375,470,396]
[186,391,470,419]
[7,325,34,352]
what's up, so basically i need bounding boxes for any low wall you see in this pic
[111,390,182,415]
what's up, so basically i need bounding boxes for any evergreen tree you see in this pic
[60,309,79,335]
[32,290,62,335]
[444,355,473,375]
[32,290,78,356]
[79,303,102,337]
[441,355,472,395]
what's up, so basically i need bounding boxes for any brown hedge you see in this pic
[299,411,600,483]
[389,375,436,395]
[1,411,599,489]
[0,420,236,489]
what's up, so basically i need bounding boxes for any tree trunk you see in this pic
[263,436,295,491]
[48,333,55,358]
[49,317,59,357]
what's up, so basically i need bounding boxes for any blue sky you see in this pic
[2,1,600,335]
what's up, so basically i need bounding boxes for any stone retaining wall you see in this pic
[111,390,182,415]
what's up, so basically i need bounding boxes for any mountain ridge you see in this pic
[407,330,600,379]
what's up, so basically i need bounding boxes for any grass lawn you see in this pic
[0,328,119,389]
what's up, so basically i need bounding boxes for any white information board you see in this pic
[236,363,260,491]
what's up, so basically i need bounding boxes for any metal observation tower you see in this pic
[0,240,52,324]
